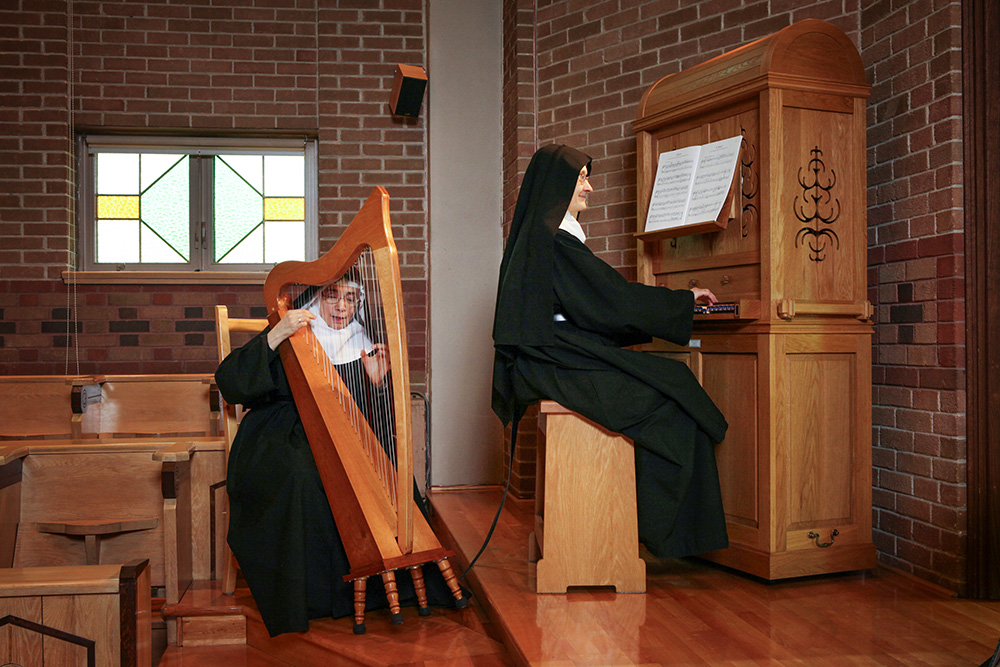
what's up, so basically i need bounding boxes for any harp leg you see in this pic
[409,565,431,616]
[435,558,469,609]
[352,577,368,635]
[381,570,404,626]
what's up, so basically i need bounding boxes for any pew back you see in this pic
[0,376,99,439]
[96,375,217,437]
[0,559,151,667]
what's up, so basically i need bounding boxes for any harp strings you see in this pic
[290,246,399,510]
[357,247,398,500]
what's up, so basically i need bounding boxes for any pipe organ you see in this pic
[634,19,877,579]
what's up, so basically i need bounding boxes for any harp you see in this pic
[263,187,465,634]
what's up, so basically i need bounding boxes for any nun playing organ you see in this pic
[216,269,455,637]
[492,144,729,560]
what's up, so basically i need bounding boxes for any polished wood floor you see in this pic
[160,486,1000,666]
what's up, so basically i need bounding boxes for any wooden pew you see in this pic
[0,437,223,646]
[0,559,151,667]
[0,374,226,581]
[0,375,227,647]
[92,374,220,439]
[0,373,220,441]
[0,375,101,440]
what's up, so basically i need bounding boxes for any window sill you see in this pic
[62,271,268,286]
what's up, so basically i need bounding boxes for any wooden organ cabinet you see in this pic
[633,19,877,579]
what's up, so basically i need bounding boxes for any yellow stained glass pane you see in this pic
[264,197,304,221]
[97,195,140,219]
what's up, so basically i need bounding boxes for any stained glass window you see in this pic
[95,153,189,263]
[213,154,306,264]
[81,137,317,271]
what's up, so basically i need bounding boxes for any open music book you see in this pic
[643,135,742,234]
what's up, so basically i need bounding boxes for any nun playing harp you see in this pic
[492,144,730,560]
[216,267,456,637]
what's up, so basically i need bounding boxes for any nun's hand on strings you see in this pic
[361,343,390,386]
[267,309,314,350]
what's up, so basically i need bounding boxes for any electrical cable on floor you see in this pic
[457,420,518,582]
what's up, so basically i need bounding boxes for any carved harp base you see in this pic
[348,557,467,634]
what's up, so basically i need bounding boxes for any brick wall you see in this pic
[0,0,430,387]
[863,1,967,592]
[500,0,969,592]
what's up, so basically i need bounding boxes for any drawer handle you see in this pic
[808,528,839,548]
[688,279,698,288]
[721,275,731,286]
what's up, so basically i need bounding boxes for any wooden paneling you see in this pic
[702,353,758,530]
[0,596,44,665]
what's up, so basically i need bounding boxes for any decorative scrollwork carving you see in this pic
[793,146,841,262]
[739,128,758,238]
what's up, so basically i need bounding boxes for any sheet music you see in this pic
[644,145,700,232]
[685,135,743,222]
[643,135,742,232]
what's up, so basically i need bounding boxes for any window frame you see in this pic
[77,134,319,273]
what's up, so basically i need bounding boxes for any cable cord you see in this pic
[457,419,518,582]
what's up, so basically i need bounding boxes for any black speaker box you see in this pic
[389,64,428,118]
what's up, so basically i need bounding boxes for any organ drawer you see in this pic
[655,264,759,301]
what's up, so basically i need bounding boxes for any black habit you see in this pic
[492,144,729,559]
[216,330,456,636]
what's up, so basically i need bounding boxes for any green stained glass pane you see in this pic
[218,155,263,192]
[215,159,264,262]
[141,155,189,261]
[140,223,187,263]
[220,224,264,264]
[264,155,304,196]
[141,154,184,192]
[97,153,139,195]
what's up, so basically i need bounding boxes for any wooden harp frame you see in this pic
[263,189,460,623]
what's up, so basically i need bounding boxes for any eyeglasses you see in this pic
[321,291,359,306]
[577,173,590,185]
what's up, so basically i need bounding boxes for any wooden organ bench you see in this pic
[528,401,646,594]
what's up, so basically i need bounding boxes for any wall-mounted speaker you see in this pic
[389,64,428,118]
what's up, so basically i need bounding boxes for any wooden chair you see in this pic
[214,305,268,594]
